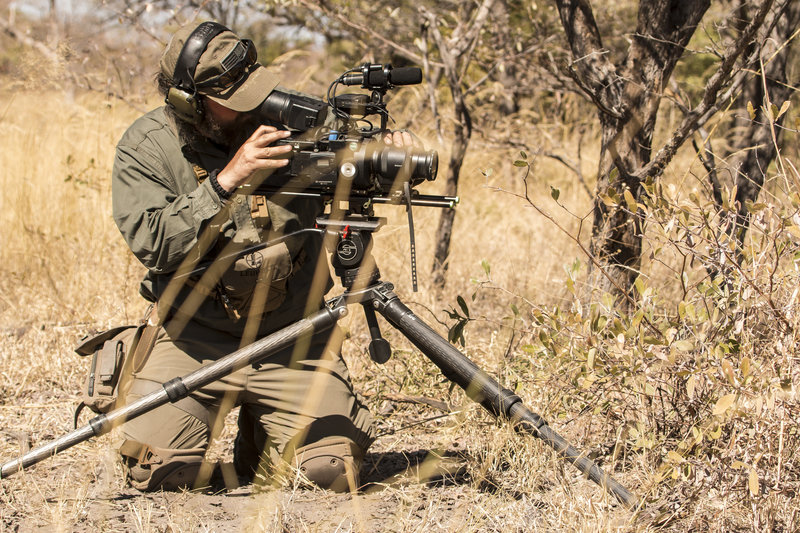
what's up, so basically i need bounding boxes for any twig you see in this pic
[490,162,665,340]
[294,0,438,67]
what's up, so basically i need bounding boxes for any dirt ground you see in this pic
[0,375,631,533]
[0,299,635,532]
[1,424,620,532]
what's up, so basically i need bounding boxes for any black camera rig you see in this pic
[241,64,455,291]
[243,63,449,212]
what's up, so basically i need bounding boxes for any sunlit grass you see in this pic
[1,76,798,531]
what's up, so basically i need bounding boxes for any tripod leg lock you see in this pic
[163,377,189,402]
[362,303,391,364]
[88,413,112,436]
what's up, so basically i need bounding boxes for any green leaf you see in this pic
[481,259,491,276]
[634,277,645,297]
[448,320,467,346]
[513,160,528,167]
[624,189,637,211]
[777,100,791,119]
[550,186,560,201]
[673,339,694,352]
[666,450,684,463]
[457,295,470,318]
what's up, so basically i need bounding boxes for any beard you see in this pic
[196,108,261,151]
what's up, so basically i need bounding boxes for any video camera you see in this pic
[244,63,449,211]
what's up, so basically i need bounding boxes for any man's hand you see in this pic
[216,126,292,192]
[383,130,416,148]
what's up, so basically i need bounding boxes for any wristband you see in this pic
[209,170,233,201]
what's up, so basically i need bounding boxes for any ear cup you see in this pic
[165,22,227,124]
[166,86,204,124]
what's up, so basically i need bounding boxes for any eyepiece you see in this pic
[258,89,328,131]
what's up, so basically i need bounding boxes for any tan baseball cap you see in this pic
[160,21,279,112]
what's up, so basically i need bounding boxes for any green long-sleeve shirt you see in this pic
[112,106,330,338]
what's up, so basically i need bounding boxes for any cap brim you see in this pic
[202,64,279,112]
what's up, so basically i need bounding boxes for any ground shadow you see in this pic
[360,448,526,499]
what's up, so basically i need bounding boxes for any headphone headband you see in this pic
[172,21,228,91]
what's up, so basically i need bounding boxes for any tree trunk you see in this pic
[714,1,799,256]
[556,0,710,304]
[423,0,495,289]
[432,106,471,287]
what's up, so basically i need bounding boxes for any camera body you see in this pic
[252,64,438,203]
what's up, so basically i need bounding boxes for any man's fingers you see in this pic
[382,130,416,147]
[250,126,291,147]
[256,152,291,167]
[400,131,414,147]
[255,143,293,160]
[246,124,277,141]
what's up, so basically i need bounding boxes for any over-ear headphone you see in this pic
[166,21,228,124]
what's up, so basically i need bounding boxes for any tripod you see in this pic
[0,213,637,510]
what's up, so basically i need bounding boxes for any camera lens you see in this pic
[408,150,438,183]
[369,146,438,182]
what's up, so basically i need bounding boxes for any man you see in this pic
[112,20,408,492]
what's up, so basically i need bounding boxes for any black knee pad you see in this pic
[289,437,363,493]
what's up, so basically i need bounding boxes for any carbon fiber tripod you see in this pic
[1,212,637,510]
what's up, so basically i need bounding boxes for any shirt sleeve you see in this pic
[112,141,227,274]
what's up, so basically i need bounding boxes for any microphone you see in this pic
[341,64,423,88]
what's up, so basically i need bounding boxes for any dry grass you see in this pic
[0,74,798,532]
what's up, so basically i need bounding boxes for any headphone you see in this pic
[166,21,228,124]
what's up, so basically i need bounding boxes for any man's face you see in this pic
[198,98,259,148]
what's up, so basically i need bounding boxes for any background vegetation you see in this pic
[0,0,798,531]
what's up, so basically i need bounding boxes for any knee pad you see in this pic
[120,440,205,491]
[289,437,363,493]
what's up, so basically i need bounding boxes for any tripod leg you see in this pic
[362,303,391,364]
[1,304,346,479]
[370,285,638,510]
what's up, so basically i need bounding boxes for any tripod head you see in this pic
[317,214,384,290]
[316,213,396,365]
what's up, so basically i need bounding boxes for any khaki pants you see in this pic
[119,316,374,486]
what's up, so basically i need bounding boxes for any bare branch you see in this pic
[554,0,625,117]
[636,0,776,180]
[293,0,436,67]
